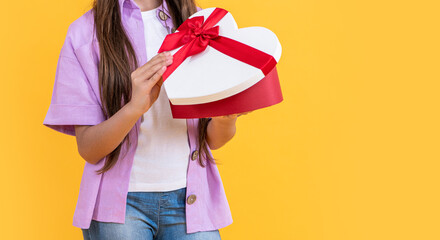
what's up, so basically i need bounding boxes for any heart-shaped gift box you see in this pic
[158,7,283,118]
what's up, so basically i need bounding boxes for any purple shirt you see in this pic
[42,0,233,233]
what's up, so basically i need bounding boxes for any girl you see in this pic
[43,0,251,239]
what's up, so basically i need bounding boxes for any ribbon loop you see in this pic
[163,15,220,55]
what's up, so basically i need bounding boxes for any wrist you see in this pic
[125,101,145,119]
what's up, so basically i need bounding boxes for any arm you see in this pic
[74,103,142,165]
[43,20,171,163]
[75,52,173,165]
[206,111,253,150]
[206,117,237,150]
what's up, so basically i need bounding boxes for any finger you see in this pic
[146,52,171,69]
[141,61,168,81]
[147,65,167,89]
[156,77,164,87]
[137,52,172,77]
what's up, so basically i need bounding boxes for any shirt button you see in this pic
[187,194,197,205]
[159,10,168,21]
[191,150,198,161]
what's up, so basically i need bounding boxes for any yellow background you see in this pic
[1,0,439,239]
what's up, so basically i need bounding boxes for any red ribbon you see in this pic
[157,7,277,83]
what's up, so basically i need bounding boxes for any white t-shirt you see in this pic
[128,6,190,192]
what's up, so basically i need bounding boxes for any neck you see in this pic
[134,0,162,12]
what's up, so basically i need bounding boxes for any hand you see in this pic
[128,51,173,116]
[211,111,253,122]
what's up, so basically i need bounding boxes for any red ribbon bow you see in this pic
[158,8,277,88]
[174,16,220,57]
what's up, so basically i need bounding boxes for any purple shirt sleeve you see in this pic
[43,24,105,136]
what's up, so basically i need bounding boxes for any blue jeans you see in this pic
[81,187,221,240]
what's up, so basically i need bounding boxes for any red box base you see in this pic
[169,67,283,118]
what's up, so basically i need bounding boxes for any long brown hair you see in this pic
[92,0,217,175]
